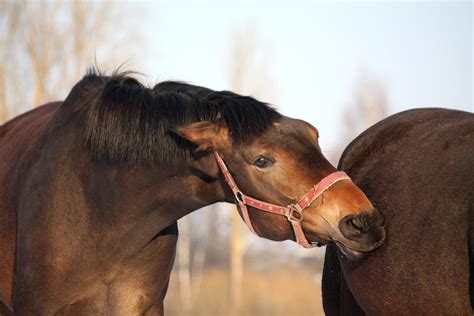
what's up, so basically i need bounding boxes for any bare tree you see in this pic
[227,24,275,316]
[229,24,276,102]
[0,1,24,122]
[330,71,389,163]
[177,217,192,314]
[0,1,141,123]
[344,72,389,138]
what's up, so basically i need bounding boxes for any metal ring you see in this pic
[287,205,304,222]
[235,191,244,203]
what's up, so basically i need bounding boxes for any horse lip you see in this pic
[307,235,331,247]
[310,240,329,247]
[335,242,367,260]
[339,238,384,253]
[333,226,386,257]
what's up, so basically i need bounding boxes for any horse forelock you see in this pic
[67,68,281,165]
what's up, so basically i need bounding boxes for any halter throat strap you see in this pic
[213,151,350,248]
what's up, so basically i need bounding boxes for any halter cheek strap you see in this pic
[213,151,351,248]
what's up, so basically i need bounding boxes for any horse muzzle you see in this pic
[335,210,386,260]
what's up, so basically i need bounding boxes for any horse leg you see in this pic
[322,244,341,315]
[469,211,474,310]
[322,243,366,316]
[144,278,171,316]
[0,300,13,316]
[339,274,365,316]
[107,223,178,315]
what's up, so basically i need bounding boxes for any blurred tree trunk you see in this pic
[229,205,243,316]
[0,65,8,123]
[228,28,251,316]
[177,217,192,314]
[343,72,389,138]
[329,71,389,164]
[228,25,275,316]
[0,1,23,123]
[190,206,212,300]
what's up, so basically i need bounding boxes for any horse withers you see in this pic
[0,70,384,315]
[322,108,474,315]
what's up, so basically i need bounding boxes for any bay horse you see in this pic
[0,69,385,315]
[322,108,474,315]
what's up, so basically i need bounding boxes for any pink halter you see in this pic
[214,151,351,248]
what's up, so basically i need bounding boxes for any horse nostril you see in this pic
[350,216,367,232]
[339,214,371,238]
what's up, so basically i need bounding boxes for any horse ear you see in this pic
[172,121,228,180]
[172,121,228,152]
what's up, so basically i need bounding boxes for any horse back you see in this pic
[339,107,473,174]
[0,102,60,309]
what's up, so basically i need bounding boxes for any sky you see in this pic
[135,1,472,154]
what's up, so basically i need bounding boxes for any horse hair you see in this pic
[71,68,281,165]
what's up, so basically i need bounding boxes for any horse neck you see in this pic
[19,110,227,280]
[72,159,225,270]
[82,160,225,228]
[46,106,226,233]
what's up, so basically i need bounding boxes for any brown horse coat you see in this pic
[322,108,474,315]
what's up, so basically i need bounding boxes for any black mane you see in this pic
[71,69,281,165]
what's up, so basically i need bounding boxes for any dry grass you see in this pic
[164,266,324,316]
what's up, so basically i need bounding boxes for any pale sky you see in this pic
[133,0,472,153]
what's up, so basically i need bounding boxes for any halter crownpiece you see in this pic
[213,151,351,248]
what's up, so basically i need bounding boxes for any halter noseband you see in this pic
[214,151,351,248]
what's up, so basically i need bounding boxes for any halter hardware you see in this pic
[287,204,304,222]
[235,191,244,203]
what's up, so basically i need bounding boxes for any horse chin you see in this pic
[335,242,368,260]
[333,235,385,261]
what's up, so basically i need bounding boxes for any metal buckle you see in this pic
[235,191,244,203]
[287,204,304,222]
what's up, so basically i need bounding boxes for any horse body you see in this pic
[322,108,474,315]
[1,102,181,314]
[0,102,61,310]
[1,70,385,315]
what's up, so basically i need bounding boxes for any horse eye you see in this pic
[254,156,273,169]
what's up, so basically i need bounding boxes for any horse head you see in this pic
[174,115,386,260]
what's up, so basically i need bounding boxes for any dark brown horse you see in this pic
[0,70,385,315]
[322,108,474,315]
